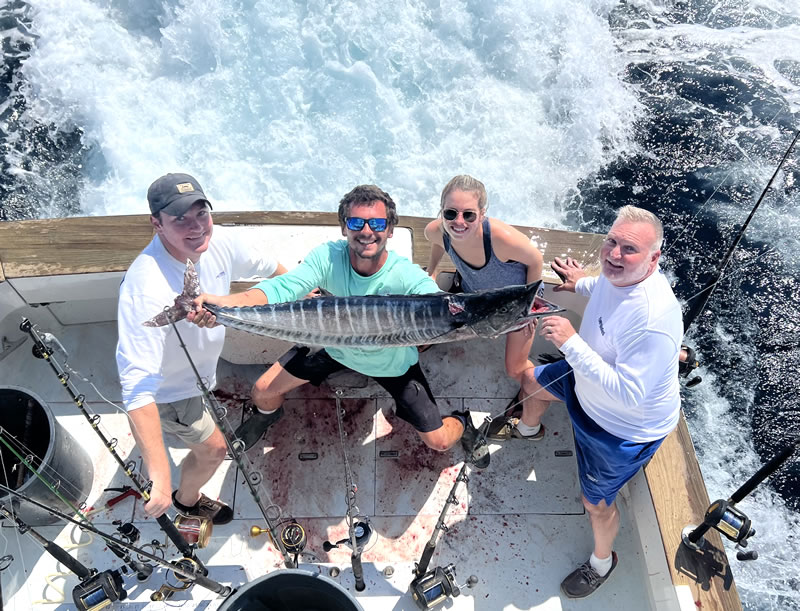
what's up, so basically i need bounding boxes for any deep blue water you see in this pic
[1,1,799,608]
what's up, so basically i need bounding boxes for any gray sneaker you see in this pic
[560,552,618,598]
[235,407,284,451]
[487,417,545,441]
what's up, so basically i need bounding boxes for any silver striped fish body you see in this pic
[203,281,557,347]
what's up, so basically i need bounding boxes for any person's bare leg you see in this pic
[505,327,536,415]
[251,361,309,412]
[584,496,619,561]
[174,427,227,506]
[518,366,560,427]
[235,360,310,451]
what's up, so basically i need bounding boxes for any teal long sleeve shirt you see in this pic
[252,240,441,377]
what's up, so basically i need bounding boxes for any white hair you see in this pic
[614,205,664,252]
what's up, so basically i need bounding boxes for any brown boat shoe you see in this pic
[173,491,233,525]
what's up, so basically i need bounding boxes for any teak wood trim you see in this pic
[644,414,742,611]
[0,211,605,283]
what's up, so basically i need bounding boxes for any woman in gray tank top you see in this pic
[424,175,544,425]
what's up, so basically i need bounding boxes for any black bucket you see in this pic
[218,570,364,611]
[0,387,94,525]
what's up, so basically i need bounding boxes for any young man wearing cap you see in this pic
[116,173,287,523]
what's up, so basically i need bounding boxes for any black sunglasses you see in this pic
[442,208,478,223]
[346,217,388,232]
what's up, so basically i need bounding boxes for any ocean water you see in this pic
[1,0,799,608]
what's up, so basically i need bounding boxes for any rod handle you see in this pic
[42,540,93,580]
[352,552,365,592]
[416,542,436,578]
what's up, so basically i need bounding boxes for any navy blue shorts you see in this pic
[534,359,664,506]
[279,346,444,433]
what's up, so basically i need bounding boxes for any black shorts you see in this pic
[279,346,444,433]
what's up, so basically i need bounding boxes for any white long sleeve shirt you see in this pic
[559,269,682,442]
[116,226,278,411]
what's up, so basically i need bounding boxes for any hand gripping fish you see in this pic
[143,261,564,347]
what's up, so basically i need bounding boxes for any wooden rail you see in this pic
[0,211,604,283]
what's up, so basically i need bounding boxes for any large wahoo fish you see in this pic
[144,261,564,346]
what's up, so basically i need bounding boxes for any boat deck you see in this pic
[1,321,653,610]
[0,212,741,610]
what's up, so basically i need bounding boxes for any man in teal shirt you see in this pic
[191,185,489,468]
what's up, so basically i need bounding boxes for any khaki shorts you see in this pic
[158,396,216,446]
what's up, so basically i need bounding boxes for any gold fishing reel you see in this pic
[173,514,212,548]
[250,519,307,554]
[150,557,200,602]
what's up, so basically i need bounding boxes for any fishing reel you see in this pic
[150,557,201,602]
[72,569,127,611]
[682,499,758,561]
[410,564,470,609]
[323,519,373,552]
[678,344,702,388]
[251,516,308,564]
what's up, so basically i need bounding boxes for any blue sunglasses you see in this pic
[346,217,388,232]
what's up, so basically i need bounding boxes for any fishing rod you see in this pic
[0,504,127,610]
[681,128,800,331]
[168,318,297,569]
[0,427,154,582]
[18,318,208,571]
[322,389,371,591]
[409,436,480,610]
[0,483,233,600]
[682,436,800,562]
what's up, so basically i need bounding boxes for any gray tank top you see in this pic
[442,218,527,292]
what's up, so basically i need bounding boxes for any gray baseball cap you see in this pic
[147,173,213,216]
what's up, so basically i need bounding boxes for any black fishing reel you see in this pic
[72,569,127,611]
[678,344,702,387]
[410,564,463,609]
[682,499,758,561]
[323,519,372,552]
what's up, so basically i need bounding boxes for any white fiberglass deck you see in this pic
[0,320,653,610]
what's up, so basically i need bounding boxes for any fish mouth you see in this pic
[504,292,562,333]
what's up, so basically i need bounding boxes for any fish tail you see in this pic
[141,260,200,327]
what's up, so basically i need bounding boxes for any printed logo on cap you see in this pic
[176,182,195,193]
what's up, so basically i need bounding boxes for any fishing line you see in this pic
[27,329,175,504]
[681,128,800,333]
[662,106,793,260]
[0,426,156,590]
[0,446,31,606]
[19,319,207,572]
[0,431,86,519]
[167,317,296,569]
[0,483,233,600]
[31,526,96,606]
[487,229,785,425]
[0,429,89,512]
[325,388,368,591]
